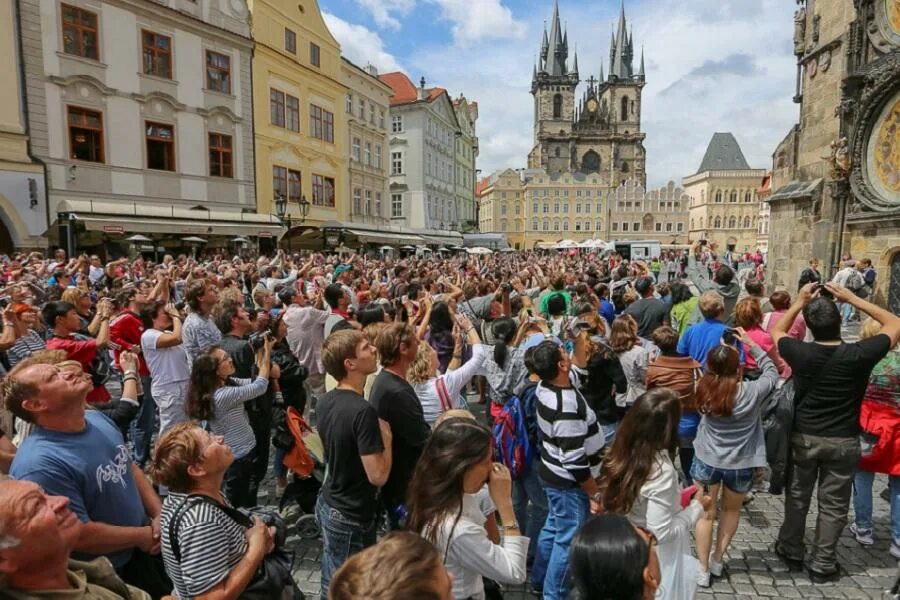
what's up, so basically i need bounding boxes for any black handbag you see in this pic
[168,495,303,600]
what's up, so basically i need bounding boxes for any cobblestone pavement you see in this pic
[271,322,900,599]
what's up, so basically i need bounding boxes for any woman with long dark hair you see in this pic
[406,417,529,599]
[185,339,272,507]
[692,329,778,587]
[601,388,711,600]
[608,315,652,409]
[569,514,662,600]
[425,301,460,374]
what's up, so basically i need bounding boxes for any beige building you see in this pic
[18,0,273,257]
[342,59,391,228]
[767,0,899,310]
[477,168,525,240]
[249,0,347,237]
[757,173,772,253]
[453,95,479,232]
[0,0,46,251]
[683,133,766,254]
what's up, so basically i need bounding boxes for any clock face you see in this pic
[586,98,599,112]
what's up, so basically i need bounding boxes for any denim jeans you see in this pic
[531,484,589,599]
[315,495,378,600]
[247,396,273,505]
[838,301,854,324]
[273,445,288,479]
[513,465,548,562]
[777,433,859,573]
[853,471,900,545]
[600,422,617,448]
[128,375,155,467]
[223,453,255,508]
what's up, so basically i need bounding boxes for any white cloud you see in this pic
[355,0,415,31]
[429,0,527,46]
[322,12,403,73]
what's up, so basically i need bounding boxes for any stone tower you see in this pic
[529,0,579,173]
[528,0,646,186]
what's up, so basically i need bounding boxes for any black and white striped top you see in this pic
[535,380,604,489]
[160,492,248,599]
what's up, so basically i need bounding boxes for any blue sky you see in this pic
[321,0,799,189]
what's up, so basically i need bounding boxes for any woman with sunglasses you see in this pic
[600,388,712,600]
[570,514,661,600]
[186,338,273,507]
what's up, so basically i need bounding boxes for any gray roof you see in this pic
[696,132,752,173]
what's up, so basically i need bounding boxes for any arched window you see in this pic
[582,150,601,173]
[745,191,753,203]
[728,216,737,228]
[715,191,723,203]
[553,94,562,118]
[532,219,538,231]
[621,161,629,173]
[542,219,549,231]
[563,221,569,231]
[620,96,628,121]
[554,146,561,158]
[744,216,751,228]
[500,203,507,216]
[730,191,737,203]
[553,220,560,231]
[714,216,722,228]
[595,219,602,230]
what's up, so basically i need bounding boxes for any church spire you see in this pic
[541,0,568,76]
[638,47,645,80]
[610,0,635,79]
[570,49,579,76]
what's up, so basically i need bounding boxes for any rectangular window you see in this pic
[364,190,372,215]
[270,89,285,127]
[142,30,172,79]
[633,222,640,232]
[655,223,662,232]
[62,4,99,60]
[532,202,538,213]
[346,93,353,114]
[622,222,629,232]
[353,188,361,215]
[284,28,296,53]
[312,174,335,207]
[273,166,287,201]
[391,152,402,175]
[145,121,175,171]
[391,193,403,217]
[286,95,300,132]
[666,222,673,232]
[208,133,232,178]
[368,102,375,124]
[677,223,684,232]
[576,204,581,213]
[351,137,361,161]
[358,98,365,119]
[67,106,104,163]
[288,169,301,202]
[364,142,371,166]
[375,192,382,217]
[392,115,403,132]
[309,105,334,142]
[205,51,231,94]
[374,144,382,169]
[612,222,619,232]
[379,110,385,129]
[309,42,320,67]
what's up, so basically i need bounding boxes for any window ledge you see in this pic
[204,88,235,100]
[57,52,107,69]
[138,72,178,85]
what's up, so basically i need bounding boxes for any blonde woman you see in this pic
[60,287,103,335]
[408,316,487,425]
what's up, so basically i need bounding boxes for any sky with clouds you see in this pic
[321,0,799,188]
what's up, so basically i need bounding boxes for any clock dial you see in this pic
[586,98,599,112]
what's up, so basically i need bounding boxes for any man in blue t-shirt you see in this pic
[6,360,166,594]
[677,290,745,368]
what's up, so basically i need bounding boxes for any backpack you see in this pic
[68,332,113,387]
[492,394,534,480]
[519,383,541,449]
[846,269,865,292]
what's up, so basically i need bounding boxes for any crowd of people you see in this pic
[0,245,897,600]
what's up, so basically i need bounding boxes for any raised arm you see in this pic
[827,282,900,347]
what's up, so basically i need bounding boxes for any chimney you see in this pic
[364,63,378,77]
[417,76,427,100]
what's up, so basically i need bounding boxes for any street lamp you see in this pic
[274,194,311,251]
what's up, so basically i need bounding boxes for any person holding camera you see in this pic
[185,335,273,508]
[140,301,190,439]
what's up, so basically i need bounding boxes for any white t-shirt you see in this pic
[141,328,191,387]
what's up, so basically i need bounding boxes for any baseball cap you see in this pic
[334,264,351,276]
[520,332,563,351]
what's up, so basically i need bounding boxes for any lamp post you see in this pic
[274,194,311,252]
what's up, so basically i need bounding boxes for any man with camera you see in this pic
[216,304,279,508]
[772,282,900,582]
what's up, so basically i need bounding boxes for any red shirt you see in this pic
[110,311,149,376]
[47,335,111,404]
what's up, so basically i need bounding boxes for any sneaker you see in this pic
[807,566,841,584]
[890,542,900,560]
[742,491,755,505]
[708,553,724,577]
[849,523,875,546]
[696,569,711,588]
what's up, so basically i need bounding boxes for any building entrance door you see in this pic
[889,251,900,317]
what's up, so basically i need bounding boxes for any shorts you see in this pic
[690,456,754,494]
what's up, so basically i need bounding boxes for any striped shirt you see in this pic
[160,492,248,599]
[535,380,604,489]
[7,330,47,367]
[209,377,268,459]
[182,312,222,364]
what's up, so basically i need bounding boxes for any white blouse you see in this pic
[433,493,529,600]
[414,344,490,425]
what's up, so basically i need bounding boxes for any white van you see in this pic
[611,239,662,261]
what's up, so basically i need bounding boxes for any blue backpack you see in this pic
[492,394,535,480]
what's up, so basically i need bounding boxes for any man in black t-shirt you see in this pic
[623,276,670,338]
[772,282,900,582]
[369,322,430,529]
[315,329,392,600]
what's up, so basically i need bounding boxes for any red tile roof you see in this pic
[379,71,447,106]
[475,175,492,198]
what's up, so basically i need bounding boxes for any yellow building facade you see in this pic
[249,0,347,231]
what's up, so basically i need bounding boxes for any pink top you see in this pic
[763,310,807,341]
[746,326,790,378]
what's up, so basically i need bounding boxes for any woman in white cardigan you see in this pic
[600,388,713,600]
[408,316,488,425]
[407,416,529,600]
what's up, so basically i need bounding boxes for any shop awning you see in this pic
[419,234,464,246]
[55,199,284,238]
[345,229,426,246]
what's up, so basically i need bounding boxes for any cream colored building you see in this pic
[477,168,525,242]
[249,0,347,233]
[342,59,391,227]
[18,0,273,256]
[0,1,46,251]
[683,133,767,253]
[453,95,479,232]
